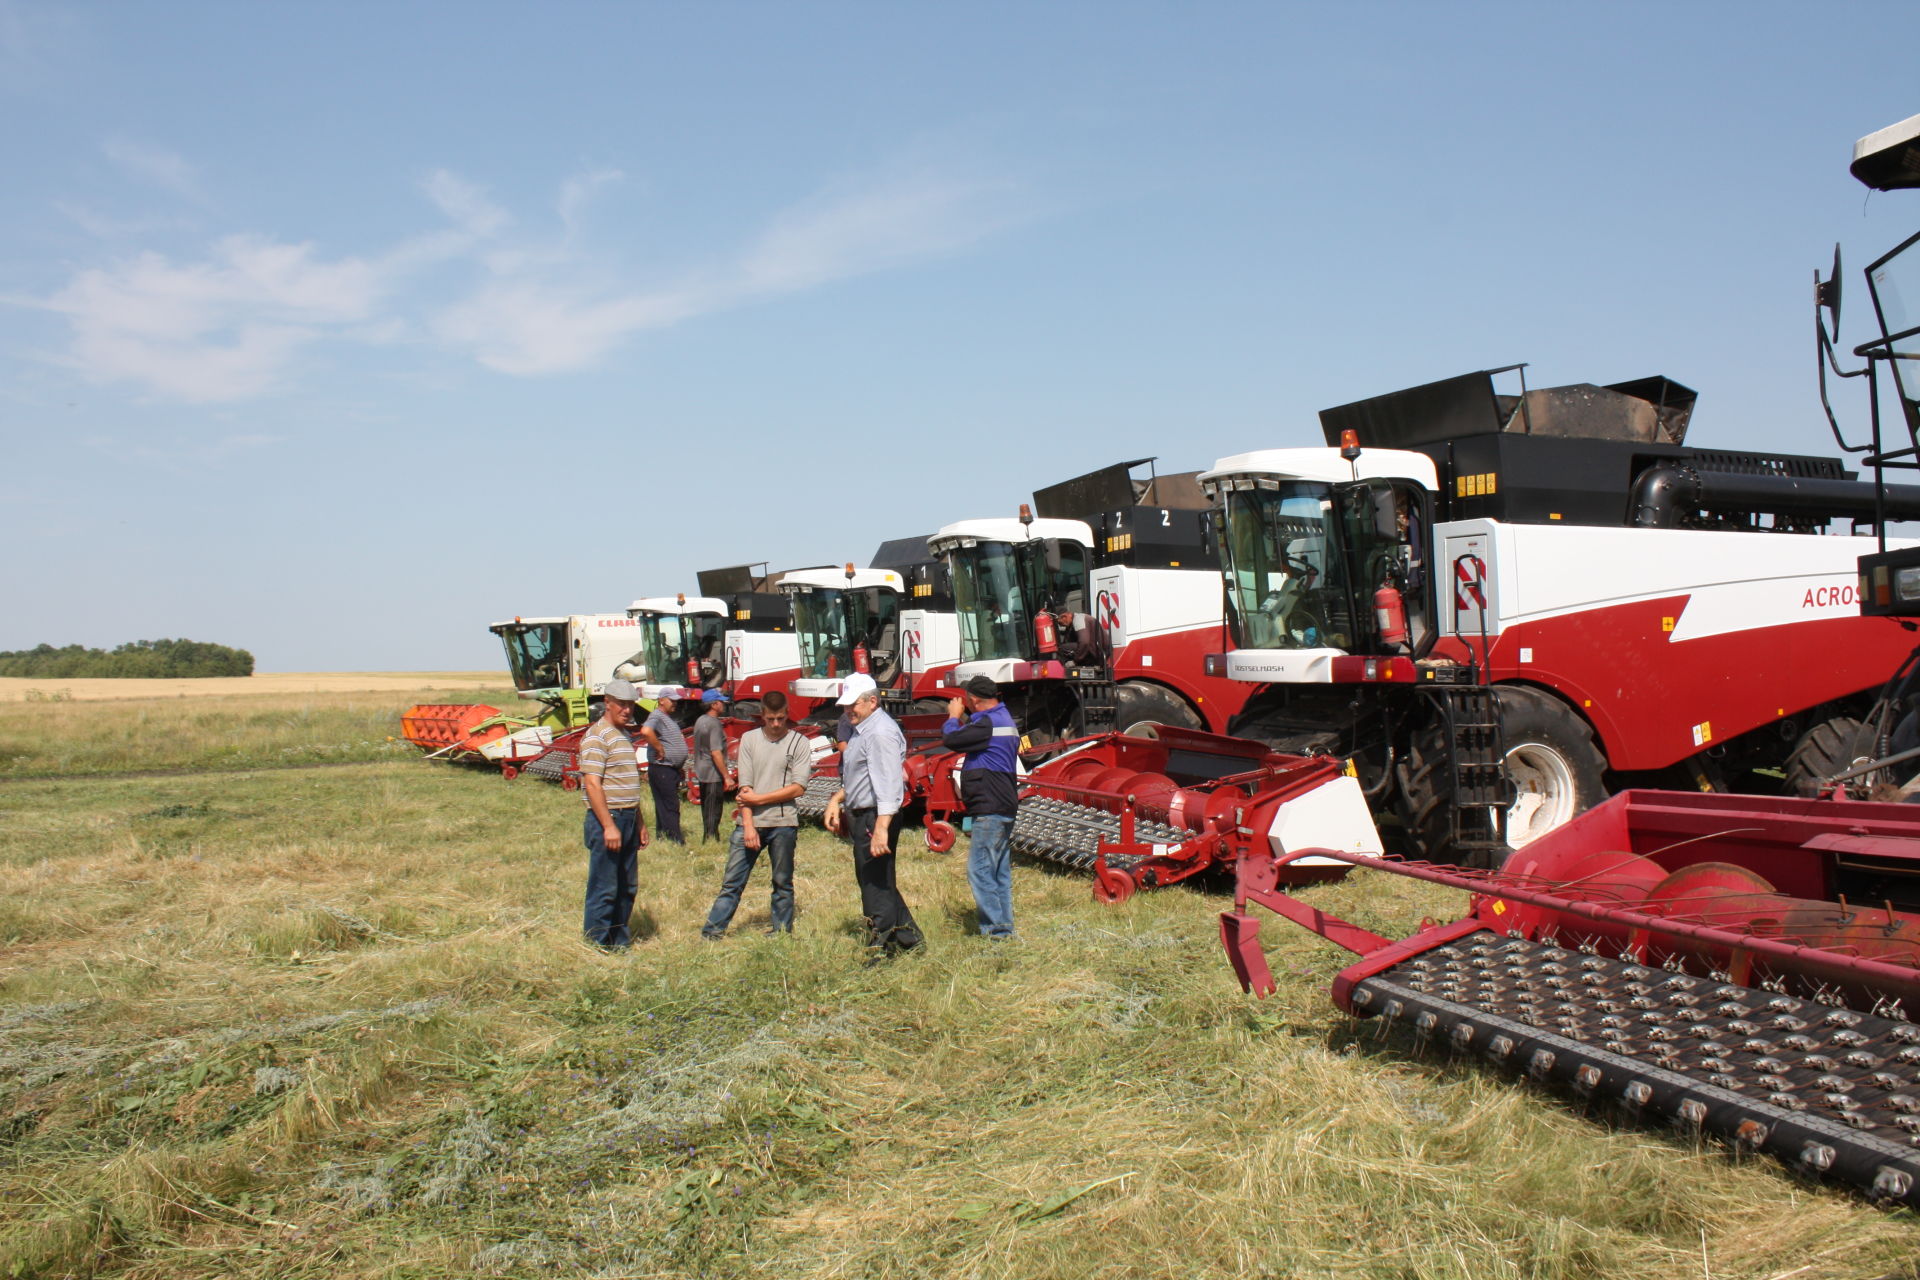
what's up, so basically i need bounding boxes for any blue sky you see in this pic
[1,2,1914,671]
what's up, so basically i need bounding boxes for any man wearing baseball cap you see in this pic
[942,675,1020,938]
[823,672,923,961]
[577,678,650,949]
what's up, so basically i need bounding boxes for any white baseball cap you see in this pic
[835,673,879,705]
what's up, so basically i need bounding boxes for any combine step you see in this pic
[1350,932,1920,1205]
[1011,795,1189,874]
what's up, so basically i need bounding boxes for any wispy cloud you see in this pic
[101,137,208,205]
[15,155,1033,400]
[434,164,1030,375]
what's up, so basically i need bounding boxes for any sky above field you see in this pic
[1,2,1915,671]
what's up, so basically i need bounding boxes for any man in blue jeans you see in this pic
[701,690,814,938]
[578,678,650,949]
[942,674,1019,938]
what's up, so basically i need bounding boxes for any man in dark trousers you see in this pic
[942,674,1019,938]
[639,688,689,845]
[691,689,731,842]
[823,673,923,962]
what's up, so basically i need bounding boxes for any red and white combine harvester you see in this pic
[930,459,1252,742]
[1202,363,1920,865]
[781,537,962,720]
[1220,112,1920,1210]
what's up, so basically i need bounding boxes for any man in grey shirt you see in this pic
[702,690,814,937]
[640,689,690,845]
[691,690,731,842]
[824,673,922,961]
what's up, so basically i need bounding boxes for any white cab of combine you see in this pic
[626,595,728,697]
[930,514,1227,684]
[780,566,908,703]
[488,614,647,703]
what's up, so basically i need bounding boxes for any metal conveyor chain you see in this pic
[523,750,574,783]
[1011,795,1188,873]
[1350,933,1920,1204]
[796,775,840,820]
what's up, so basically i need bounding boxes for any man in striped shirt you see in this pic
[578,679,649,949]
[823,673,923,961]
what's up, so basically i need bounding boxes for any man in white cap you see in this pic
[577,678,649,949]
[823,672,923,961]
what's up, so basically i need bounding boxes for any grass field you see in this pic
[2,686,1918,1279]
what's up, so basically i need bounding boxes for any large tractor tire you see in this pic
[1112,682,1203,737]
[1785,715,1869,798]
[1399,686,1607,868]
[910,697,953,716]
[731,699,763,722]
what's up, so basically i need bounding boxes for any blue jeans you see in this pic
[583,808,641,948]
[702,824,797,936]
[966,813,1015,938]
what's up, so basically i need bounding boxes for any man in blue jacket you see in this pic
[942,674,1019,938]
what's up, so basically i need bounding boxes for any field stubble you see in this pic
[0,692,1917,1279]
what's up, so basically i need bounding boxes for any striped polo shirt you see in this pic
[577,719,644,809]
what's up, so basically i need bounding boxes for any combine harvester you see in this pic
[401,612,646,777]
[784,537,962,719]
[931,459,1253,741]
[1201,364,1920,863]
[1221,112,1920,1208]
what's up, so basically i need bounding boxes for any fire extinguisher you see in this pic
[685,657,701,687]
[1034,610,1058,654]
[828,654,838,677]
[1373,585,1408,648]
[853,643,870,674]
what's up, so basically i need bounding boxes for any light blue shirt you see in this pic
[841,707,906,816]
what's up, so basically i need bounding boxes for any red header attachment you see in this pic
[1339,428,1362,461]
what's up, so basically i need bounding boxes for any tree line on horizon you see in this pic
[0,639,255,679]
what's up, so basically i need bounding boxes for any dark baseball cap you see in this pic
[964,675,999,699]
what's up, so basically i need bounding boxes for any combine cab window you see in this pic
[687,615,725,686]
[949,542,1030,662]
[636,614,687,686]
[1870,233,1920,438]
[498,623,568,692]
[1220,483,1357,650]
[792,590,850,678]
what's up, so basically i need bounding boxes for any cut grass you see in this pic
[0,686,518,777]
[2,691,1919,1278]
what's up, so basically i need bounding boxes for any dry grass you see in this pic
[0,685,517,777]
[2,689,1919,1278]
[0,673,508,703]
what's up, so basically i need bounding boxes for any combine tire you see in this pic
[732,699,763,721]
[1399,686,1606,868]
[924,819,957,853]
[1785,715,1869,797]
[910,697,952,716]
[1113,682,1203,737]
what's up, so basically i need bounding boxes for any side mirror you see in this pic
[1817,242,1844,343]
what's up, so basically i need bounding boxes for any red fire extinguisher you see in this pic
[1374,585,1408,647]
[1034,611,1058,654]
[853,644,870,674]
[827,655,838,677]
[685,657,701,686]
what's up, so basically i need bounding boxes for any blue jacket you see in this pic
[942,701,1019,816]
